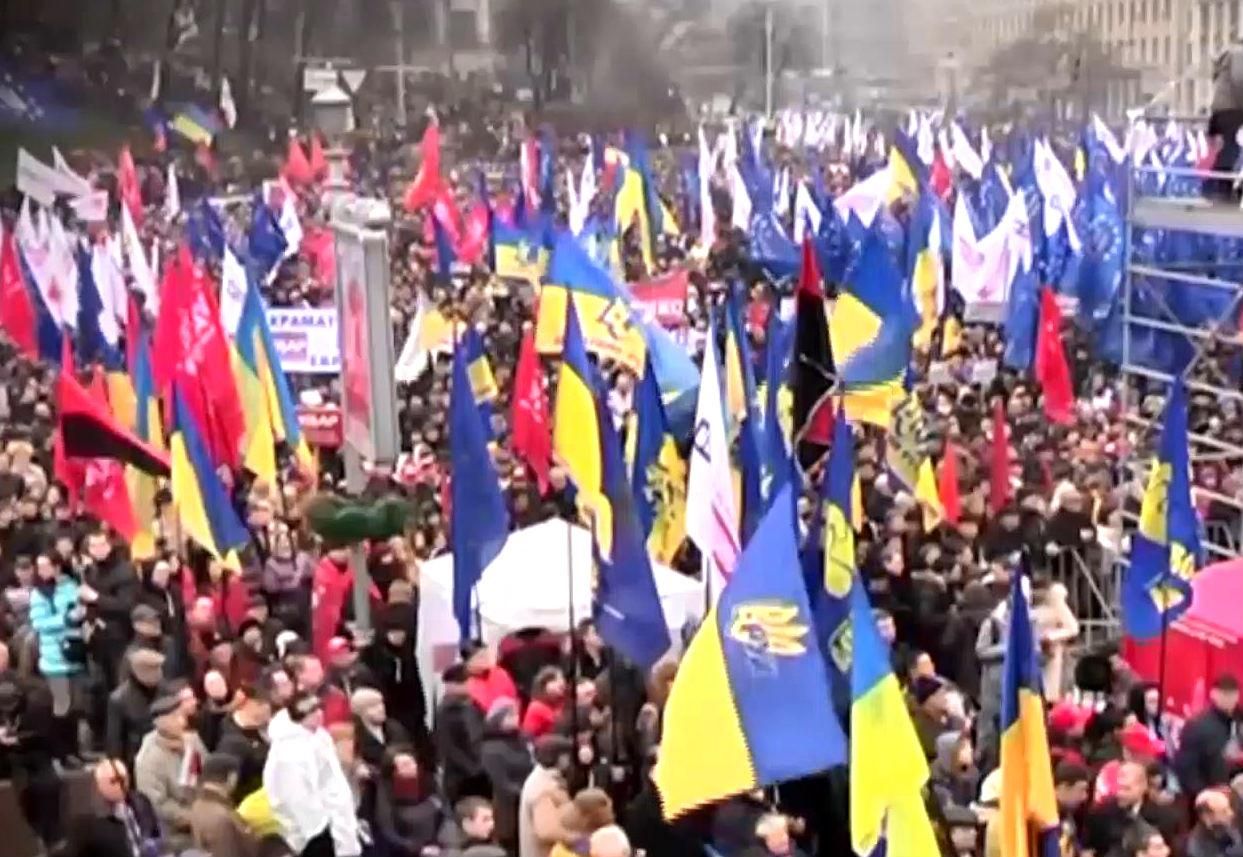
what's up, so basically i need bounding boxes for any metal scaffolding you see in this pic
[1110,155,1243,640]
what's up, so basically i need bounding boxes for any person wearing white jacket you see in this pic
[263,691,361,857]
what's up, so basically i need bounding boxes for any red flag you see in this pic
[151,247,245,469]
[989,397,1012,516]
[117,145,144,227]
[792,238,834,462]
[510,331,552,494]
[930,148,953,200]
[0,233,38,358]
[195,141,217,176]
[125,293,143,374]
[403,121,442,212]
[58,367,171,476]
[308,133,328,180]
[54,334,83,508]
[456,202,490,266]
[1035,287,1075,425]
[938,440,961,526]
[300,226,337,289]
[79,369,139,541]
[283,136,313,187]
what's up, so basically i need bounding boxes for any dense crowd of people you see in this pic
[4,31,1243,857]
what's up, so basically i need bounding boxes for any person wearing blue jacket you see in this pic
[28,552,86,766]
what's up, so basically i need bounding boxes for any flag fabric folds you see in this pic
[536,231,647,374]
[449,340,511,641]
[999,567,1060,857]
[686,320,740,600]
[629,356,687,565]
[989,398,1012,516]
[57,369,171,477]
[1124,379,1202,640]
[656,483,846,820]
[1034,287,1074,425]
[463,328,498,437]
[553,297,605,516]
[129,330,165,561]
[792,239,834,466]
[886,389,945,532]
[591,390,672,672]
[938,441,962,526]
[169,385,250,568]
[850,579,940,857]
[0,232,38,358]
[510,330,552,494]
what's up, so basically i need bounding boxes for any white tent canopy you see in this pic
[416,518,704,710]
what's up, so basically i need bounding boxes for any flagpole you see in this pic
[1155,577,1172,729]
[566,515,583,778]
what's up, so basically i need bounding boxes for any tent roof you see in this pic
[1177,557,1243,641]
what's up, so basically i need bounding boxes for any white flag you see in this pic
[686,321,740,603]
[833,166,889,229]
[89,242,124,346]
[729,162,751,232]
[37,217,80,327]
[220,77,237,129]
[1033,137,1081,251]
[393,295,430,383]
[219,248,249,336]
[792,180,822,245]
[697,126,717,253]
[165,162,182,220]
[69,191,109,223]
[950,124,983,180]
[122,203,159,316]
[52,147,93,198]
[15,148,60,206]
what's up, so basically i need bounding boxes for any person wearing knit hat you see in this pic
[360,603,431,769]
[480,696,532,852]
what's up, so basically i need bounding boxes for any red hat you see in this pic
[326,636,352,659]
[1047,701,1092,736]
[1120,722,1166,759]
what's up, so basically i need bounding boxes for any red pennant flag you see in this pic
[0,233,38,359]
[989,397,1012,516]
[403,121,442,212]
[938,440,961,526]
[510,331,552,494]
[283,136,313,187]
[930,148,953,200]
[1035,287,1075,425]
[117,145,144,227]
[308,133,328,180]
[151,247,245,470]
[79,370,139,541]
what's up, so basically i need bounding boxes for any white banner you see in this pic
[16,149,60,206]
[266,308,340,374]
[69,190,109,222]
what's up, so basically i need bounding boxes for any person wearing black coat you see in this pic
[374,746,447,857]
[434,664,488,805]
[104,647,164,770]
[0,669,63,848]
[136,558,192,680]
[362,607,431,764]
[353,685,413,771]
[214,685,272,800]
[1175,675,1243,798]
[478,698,533,850]
[80,531,141,687]
[66,760,164,857]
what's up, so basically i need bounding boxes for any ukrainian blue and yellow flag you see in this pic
[887,129,928,204]
[999,567,1060,857]
[593,386,672,671]
[656,482,846,820]
[801,408,859,699]
[169,385,249,570]
[463,328,498,439]
[850,576,939,857]
[128,331,164,561]
[614,165,655,273]
[1123,378,1203,640]
[537,230,646,374]
[234,265,316,485]
[628,355,686,565]
[553,296,607,536]
[725,286,764,544]
[832,224,915,427]
[493,219,548,286]
[907,189,944,351]
[886,381,944,532]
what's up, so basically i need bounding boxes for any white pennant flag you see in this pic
[52,147,93,198]
[686,320,740,603]
[220,77,237,129]
[219,247,249,336]
[393,294,430,383]
[165,162,182,220]
[121,203,159,316]
[697,126,717,254]
[89,242,125,346]
[792,180,822,245]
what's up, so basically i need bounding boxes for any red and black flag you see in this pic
[792,238,835,468]
[57,370,171,476]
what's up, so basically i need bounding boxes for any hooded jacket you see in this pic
[263,707,361,856]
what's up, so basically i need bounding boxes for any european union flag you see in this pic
[0,64,78,130]
[247,196,287,279]
[1123,379,1203,640]
[188,198,226,262]
[449,340,510,641]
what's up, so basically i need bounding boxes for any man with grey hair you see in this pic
[589,825,632,857]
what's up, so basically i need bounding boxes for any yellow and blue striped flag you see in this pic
[553,295,607,540]
[850,577,939,857]
[128,331,164,561]
[463,328,498,439]
[1123,378,1202,640]
[169,384,249,570]
[656,482,846,820]
[1000,564,1060,857]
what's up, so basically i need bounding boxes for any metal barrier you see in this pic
[1048,545,1123,651]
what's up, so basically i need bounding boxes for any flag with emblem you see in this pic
[628,354,686,565]
[655,482,846,819]
[885,382,944,532]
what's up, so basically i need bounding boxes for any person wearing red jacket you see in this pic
[520,666,567,739]
[462,641,517,715]
[311,547,380,663]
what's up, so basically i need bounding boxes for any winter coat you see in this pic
[66,793,163,857]
[263,707,361,856]
[133,728,208,852]
[1175,706,1242,797]
[28,577,83,677]
[85,555,140,680]
[104,677,159,768]
[190,786,262,857]
[374,781,446,857]
[216,713,270,800]
[435,693,486,803]
[361,638,428,741]
[480,725,533,845]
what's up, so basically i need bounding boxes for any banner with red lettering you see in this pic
[297,405,343,448]
[629,269,689,331]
